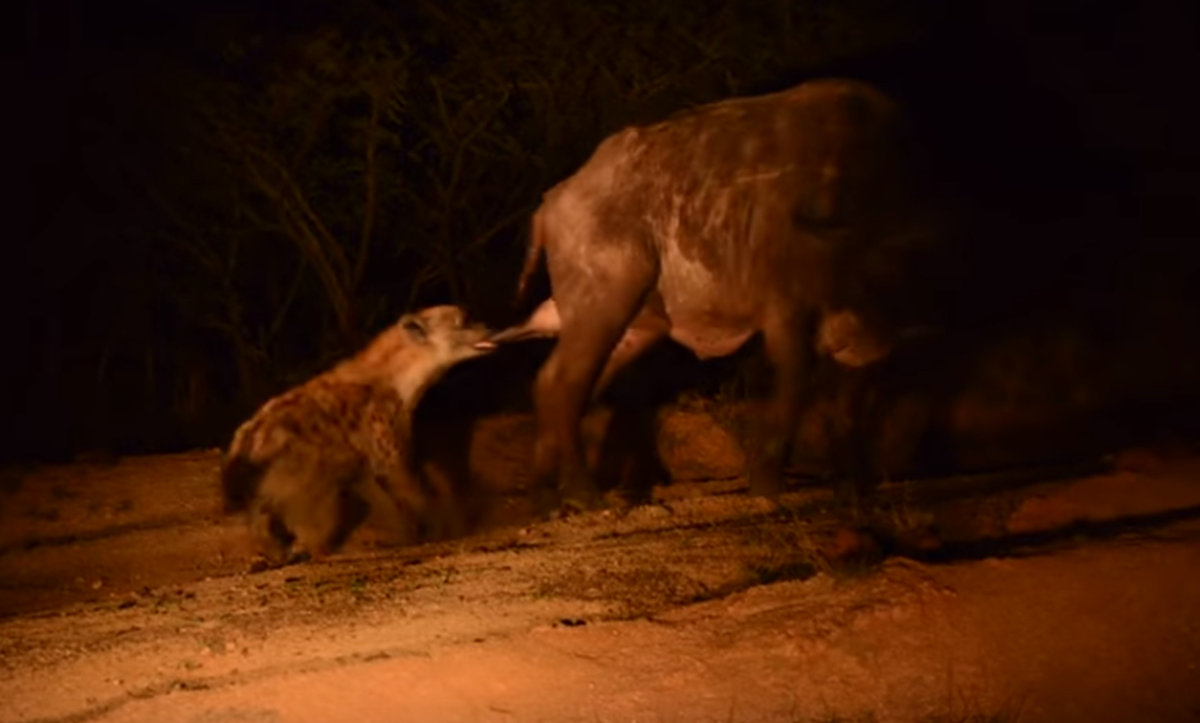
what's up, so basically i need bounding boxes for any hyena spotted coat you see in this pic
[221,305,495,570]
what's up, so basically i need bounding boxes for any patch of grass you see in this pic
[349,575,371,602]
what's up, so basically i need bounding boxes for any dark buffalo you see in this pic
[493,78,945,515]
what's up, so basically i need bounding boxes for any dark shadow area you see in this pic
[883,504,1200,566]
[589,341,713,504]
[410,338,553,532]
[6,0,1199,518]
[412,336,709,520]
[0,513,205,557]
[771,1,1200,485]
[876,461,1116,507]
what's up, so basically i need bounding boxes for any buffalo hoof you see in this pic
[824,526,884,569]
[532,486,563,520]
[246,555,286,574]
[532,479,609,520]
[286,549,314,566]
[556,491,609,519]
[744,495,784,516]
[421,507,468,543]
[556,473,607,518]
[605,481,657,510]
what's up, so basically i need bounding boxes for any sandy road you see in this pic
[2,449,1200,723]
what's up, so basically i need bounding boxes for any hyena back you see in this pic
[221,305,495,570]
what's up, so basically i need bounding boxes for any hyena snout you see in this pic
[402,304,498,360]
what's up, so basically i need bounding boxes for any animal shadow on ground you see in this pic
[892,500,1200,566]
[415,331,740,518]
[589,341,706,506]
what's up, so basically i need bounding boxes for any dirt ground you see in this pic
[2,411,1200,723]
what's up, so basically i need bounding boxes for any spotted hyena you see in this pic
[220,305,496,571]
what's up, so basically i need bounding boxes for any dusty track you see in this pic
[2,443,1199,723]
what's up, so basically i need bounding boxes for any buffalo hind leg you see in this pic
[591,319,670,506]
[532,286,652,518]
[592,330,665,401]
[830,365,881,516]
[748,310,818,500]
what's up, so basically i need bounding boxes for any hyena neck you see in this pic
[390,358,447,412]
[329,355,446,411]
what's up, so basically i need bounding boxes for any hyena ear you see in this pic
[401,316,428,342]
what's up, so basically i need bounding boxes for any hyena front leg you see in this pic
[365,423,434,547]
[418,461,468,542]
[288,469,371,562]
[247,500,293,573]
[359,471,425,547]
[291,492,370,562]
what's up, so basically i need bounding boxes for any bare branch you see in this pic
[457,199,536,263]
[352,83,383,290]
[267,257,308,345]
[236,143,355,339]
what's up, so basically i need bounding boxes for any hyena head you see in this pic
[349,304,497,404]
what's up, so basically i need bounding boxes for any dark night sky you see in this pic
[7,0,1200,461]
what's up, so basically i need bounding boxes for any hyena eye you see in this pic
[402,318,428,341]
